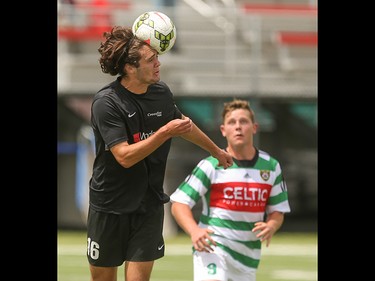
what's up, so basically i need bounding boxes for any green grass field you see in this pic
[58,230,317,281]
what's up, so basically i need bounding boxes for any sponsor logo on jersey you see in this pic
[147,111,162,117]
[210,182,271,212]
[133,130,155,143]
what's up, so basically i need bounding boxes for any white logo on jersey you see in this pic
[223,187,268,201]
[147,111,162,117]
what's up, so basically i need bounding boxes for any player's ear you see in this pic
[125,63,135,74]
[220,124,226,137]
[253,122,259,134]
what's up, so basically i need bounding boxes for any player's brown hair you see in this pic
[222,99,255,123]
[98,26,149,76]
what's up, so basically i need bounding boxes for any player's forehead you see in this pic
[139,44,158,60]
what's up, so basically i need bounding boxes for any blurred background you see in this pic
[57,0,317,237]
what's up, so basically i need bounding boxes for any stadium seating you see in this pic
[58,0,317,98]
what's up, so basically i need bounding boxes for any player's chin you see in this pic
[232,137,244,143]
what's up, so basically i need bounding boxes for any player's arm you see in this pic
[252,211,284,247]
[180,115,233,169]
[111,118,193,168]
[171,202,216,252]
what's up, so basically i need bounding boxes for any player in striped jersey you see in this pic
[170,99,291,281]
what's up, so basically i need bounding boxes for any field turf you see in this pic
[58,230,317,281]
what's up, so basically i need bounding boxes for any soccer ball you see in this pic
[132,11,177,55]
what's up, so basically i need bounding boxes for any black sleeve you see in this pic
[92,95,128,149]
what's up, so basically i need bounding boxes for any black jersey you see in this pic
[89,77,182,214]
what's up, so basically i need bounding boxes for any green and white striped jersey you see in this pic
[170,149,291,271]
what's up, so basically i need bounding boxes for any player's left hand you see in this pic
[215,149,233,169]
[252,222,276,247]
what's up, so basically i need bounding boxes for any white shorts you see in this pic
[193,247,256,281]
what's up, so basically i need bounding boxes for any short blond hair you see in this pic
[222,99,255,122]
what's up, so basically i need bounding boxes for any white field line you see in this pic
[58,244,317,257]
[261,244,317,256]
[272,269,317,280]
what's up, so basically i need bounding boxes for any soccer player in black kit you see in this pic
[86,26,233,281]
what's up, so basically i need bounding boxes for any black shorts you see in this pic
[86,203,165,266]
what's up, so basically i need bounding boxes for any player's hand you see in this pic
[165,117,193,137]
[191,228,216,253]
[214,149,233,169]
[252,222,276,247]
